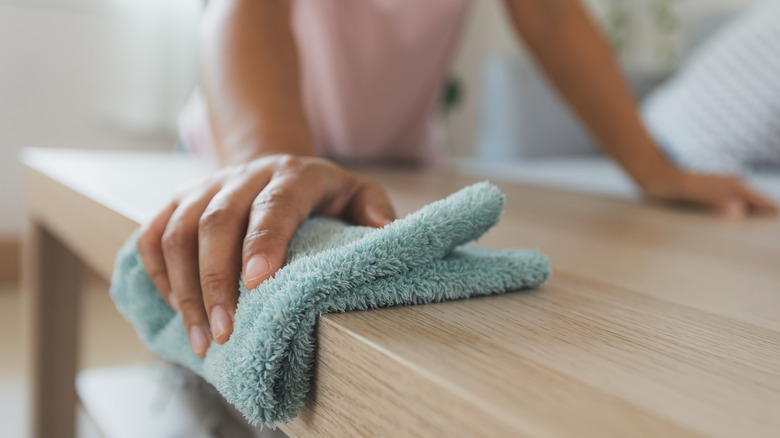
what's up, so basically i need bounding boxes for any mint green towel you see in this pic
[110,182,551,427]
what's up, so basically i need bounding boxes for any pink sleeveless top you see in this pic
[179,0,470,163]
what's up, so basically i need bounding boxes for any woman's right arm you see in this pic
[137,0,396,358]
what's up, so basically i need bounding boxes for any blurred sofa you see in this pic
[475,54,666,161]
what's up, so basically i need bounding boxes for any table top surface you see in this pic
[22,148,780,438]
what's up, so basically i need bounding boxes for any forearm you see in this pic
[503,0,677,185]
[201,0,314,165]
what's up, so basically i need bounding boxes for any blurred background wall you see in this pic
[0,0,200,239]
[0,0,757,251]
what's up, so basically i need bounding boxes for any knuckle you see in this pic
[161,227,195,255]
[243,228,285,254]
[275,154,305,172]
[248,155,276,170]
[198,206,233,233]
[253,188,298,212]
[200,270,233,295]
[231,162,251,177]
[176,295,203,314]
[274,154,331,178]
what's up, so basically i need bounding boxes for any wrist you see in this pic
[218,124,316,165]
[630,159,681,190]
[624,156,689,201]
[605,135,681,191]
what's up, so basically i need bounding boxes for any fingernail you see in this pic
[168,292,179,312]
[245,254,271,284]
[210,305,233,341]
[189,326,210,357]
[367,207,393,227]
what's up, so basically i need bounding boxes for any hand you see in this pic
[637,168,778,218]
[136,155,396,357]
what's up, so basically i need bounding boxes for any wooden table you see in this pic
[21,148,780,438]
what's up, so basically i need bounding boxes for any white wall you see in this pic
[0,0,200,236]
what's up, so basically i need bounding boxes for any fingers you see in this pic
[706,179,777,219]
[348,179,396,228]
[162,189,219,358]
[714,198,748,220]
[668,174,777,219]
[739,185,779,216]
[240,161,400,291]
[137,154,399,357]
[137,202,178,309]
[198,171,271,344]
[242,170,324,290]
[704,181,748,219]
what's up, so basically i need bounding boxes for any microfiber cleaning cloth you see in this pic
[110,182,551,427]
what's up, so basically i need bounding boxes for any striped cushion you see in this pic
[642,0,780,174]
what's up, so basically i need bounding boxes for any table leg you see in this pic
[22,222,83,438]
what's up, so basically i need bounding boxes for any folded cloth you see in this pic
[110,182,551,427]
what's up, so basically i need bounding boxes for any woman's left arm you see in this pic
[503,0,777,217]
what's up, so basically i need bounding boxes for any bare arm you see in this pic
[504,0,777,217]
[201,0,314,164]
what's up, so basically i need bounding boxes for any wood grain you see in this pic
[20,149,780,438]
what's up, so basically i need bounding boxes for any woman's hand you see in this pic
[136,155,396,357]
[637,168,778,218]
